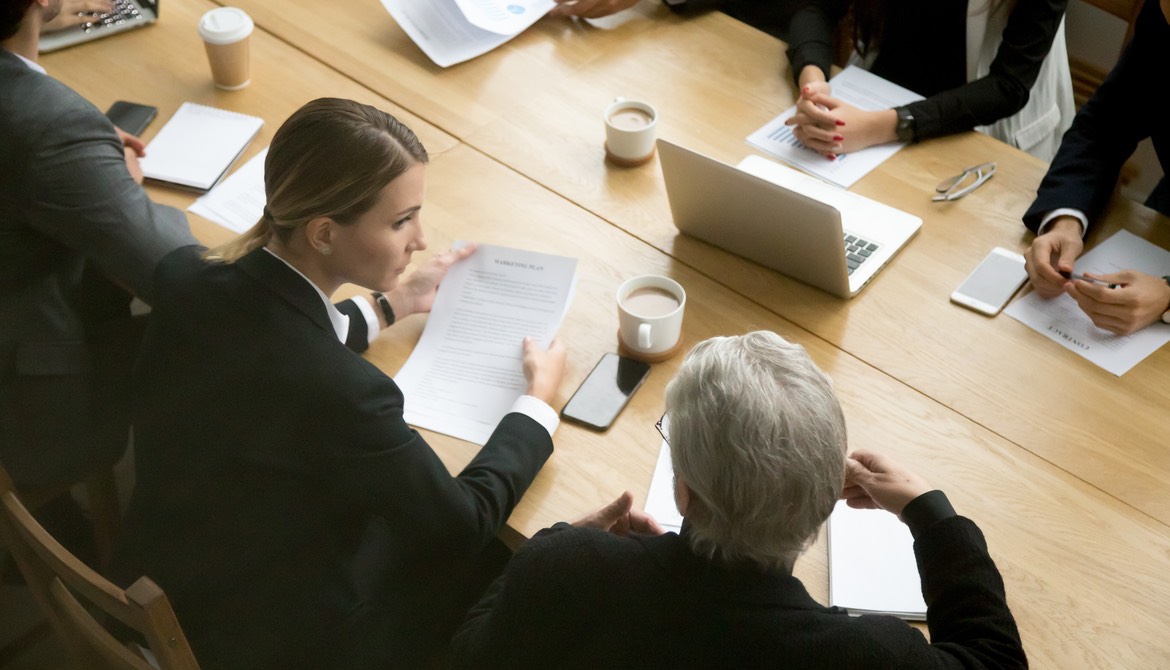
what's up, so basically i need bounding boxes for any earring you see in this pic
[320,246,332,256]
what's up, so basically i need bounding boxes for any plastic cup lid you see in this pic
[199,7,254,45]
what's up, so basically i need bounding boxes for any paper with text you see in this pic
[828,502,926,620]
[394,243,577,444]
[644,440,683,534]
[1004,230,1170,376]
[381,0,543,67]
[188,147,267,233]
[454,0,553,35]
[747,66,923,188]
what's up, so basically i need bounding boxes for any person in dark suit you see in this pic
[109,98,567,669]
[1,0,193,497]
[452,331,1027,669]
[783,0,1074,161]
[1022,0,1170,335]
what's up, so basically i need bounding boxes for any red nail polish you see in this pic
[833,135,844,142]
[835,120,846,126]
[827,153,837,161]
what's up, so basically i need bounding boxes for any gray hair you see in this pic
[665,331,847,571]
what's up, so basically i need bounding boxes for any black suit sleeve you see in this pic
[336,298,371,353]
[785,0,848,86]
[1023,0,1161,233]
[907,0,1067,140]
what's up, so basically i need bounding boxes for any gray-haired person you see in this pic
[452,330,1026,669]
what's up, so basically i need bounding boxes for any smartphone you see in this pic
[950,247,1028,316]
[561,353,651,431]
[105,101,158,137]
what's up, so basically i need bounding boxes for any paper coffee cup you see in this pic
[199,7,254,91]
[604,99,658,167]
[617,275,686,362]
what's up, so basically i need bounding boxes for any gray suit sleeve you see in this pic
[24,91,195,303]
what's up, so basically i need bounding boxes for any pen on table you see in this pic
[1059,270,1119,289]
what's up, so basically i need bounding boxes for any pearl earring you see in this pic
[320,246,332,256]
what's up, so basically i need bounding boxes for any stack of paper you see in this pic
[382,0,553,68]
[140,102,263,191]
[827,501,926,620]
[643,440,683,534]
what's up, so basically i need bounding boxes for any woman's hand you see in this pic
[572,490,665,536]
[387,245,476,319]
[786,92,897,157]
[841,450,931,517]
[522,337,566,404]
[549,0,639,18]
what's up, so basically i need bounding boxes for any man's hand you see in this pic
[572,491,665,536]
[841,450,932,517]
[1066,270,1170,335]
[1024,217,1084,298]
[43,0,113,31]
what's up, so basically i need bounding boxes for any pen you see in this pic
[1059,270,1119,289]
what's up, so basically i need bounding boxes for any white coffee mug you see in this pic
[617,275,686,360]
[604,98,658,167]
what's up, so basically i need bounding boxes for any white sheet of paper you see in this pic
[381,0,523,67]
[1004,230,1170,376]
[643,440,683,534]
[746,66,923,188]
[394,243,577,444]
[828,501,926,620]
[188,147,267,234]
[453,0,553,35]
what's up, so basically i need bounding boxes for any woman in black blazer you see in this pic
[110,98,566,669]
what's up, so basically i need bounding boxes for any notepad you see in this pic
[140,102,263,191]
[827,501,927,620]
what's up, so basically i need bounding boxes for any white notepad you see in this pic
[140,102,263,191]
[827,501,927,620]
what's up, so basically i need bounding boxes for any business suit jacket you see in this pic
[111,245,553,669]
[1024,0,1170,231]
[452,493,1026,669]
[0,49,193,487]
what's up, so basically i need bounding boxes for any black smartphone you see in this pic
[105,100,158,137]
[561,353,651,431]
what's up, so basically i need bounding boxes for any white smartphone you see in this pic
[950,247,1028,316]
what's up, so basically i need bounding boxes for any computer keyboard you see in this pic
[844,234,879,275]
[78,0,146,33]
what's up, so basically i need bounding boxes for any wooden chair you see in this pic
[1070,0,1144,107]
[0,462,199,670]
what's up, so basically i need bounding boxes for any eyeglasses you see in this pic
[655,414,669,445]
[932,162,996,202]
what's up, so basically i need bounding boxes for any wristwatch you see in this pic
[1161,276,1170,324]
[894,106,917,143]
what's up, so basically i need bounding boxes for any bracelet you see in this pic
[371,292,395,326]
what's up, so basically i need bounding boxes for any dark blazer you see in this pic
[0,50,193,488]
[452,492,1026,669]
[1024,0,1170,231]
[111,246,554,669]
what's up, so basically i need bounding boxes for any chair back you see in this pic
[0,463,199,670]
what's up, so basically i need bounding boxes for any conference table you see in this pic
[40,0,1170,667]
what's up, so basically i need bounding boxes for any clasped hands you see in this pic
[784,82,898,159]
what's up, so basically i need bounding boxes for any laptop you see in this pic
[658,139,922,298]
[39,0,159,53]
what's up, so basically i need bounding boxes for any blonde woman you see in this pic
[111,98,566,669]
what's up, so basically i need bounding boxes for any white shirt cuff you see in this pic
[509,395,559,437]
[1038,209,1088,238]
[349,296,382,346]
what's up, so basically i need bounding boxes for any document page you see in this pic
[188,147,267,233]
[1004,230,1170,376]
[140,102,263,191]
[747,67,923,188]
[643,440,683,534]
[394,243,577,444]
[828,501,926,620]
[381,0,530,67]
[453,0,553,35]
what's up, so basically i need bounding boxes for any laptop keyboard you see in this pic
[844,234,879,275]
[79,0,146,33]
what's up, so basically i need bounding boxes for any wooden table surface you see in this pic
[38,0,1170,666]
